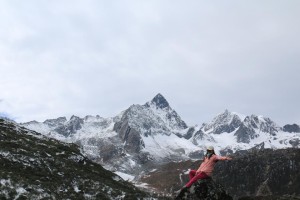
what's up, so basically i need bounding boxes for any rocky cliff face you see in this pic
[283,124,300,133]
[234,122,259,143]
[234,115,281,143]
[54,115,84,137]
[113,118,145,154]
[214,148,300,199]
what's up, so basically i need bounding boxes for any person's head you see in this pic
[205,146,215,158]
[207,146,214,152]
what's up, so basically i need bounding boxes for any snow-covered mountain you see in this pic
[20,93,300,178]
[21,94,199,175]
[193,110,299,154]
[202,109,243,134]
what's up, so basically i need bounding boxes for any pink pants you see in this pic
[185,170,209,188]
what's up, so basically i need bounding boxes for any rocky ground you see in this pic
[175,178,233,200]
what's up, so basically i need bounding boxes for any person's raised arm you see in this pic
[216,155,232,161]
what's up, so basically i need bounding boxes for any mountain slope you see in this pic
[0,118,154,199]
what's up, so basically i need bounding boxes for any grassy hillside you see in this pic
[0,118,154,199]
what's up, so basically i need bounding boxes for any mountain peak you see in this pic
[215,109,233,119]
[150,93,170,109]
[221,109,230,116]
[70,115,81,121]
[202,109,242,134]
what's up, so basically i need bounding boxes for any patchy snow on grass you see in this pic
[14,187,27,199]
[73,185,81,193]
[0,179,12,187]
[115,172,135,181]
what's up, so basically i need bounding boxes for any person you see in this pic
[177,146,232,195]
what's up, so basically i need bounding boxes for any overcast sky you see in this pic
[0,0,299,126]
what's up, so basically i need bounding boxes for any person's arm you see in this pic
[216,155,232,161]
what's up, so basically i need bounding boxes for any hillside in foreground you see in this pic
[0,118,165,199]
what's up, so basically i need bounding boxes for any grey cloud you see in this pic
[0,1,299,126]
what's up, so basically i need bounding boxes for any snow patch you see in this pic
[115,172,135,181]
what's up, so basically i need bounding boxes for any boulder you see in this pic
[175,178,232,200]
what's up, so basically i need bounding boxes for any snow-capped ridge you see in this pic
[19,96,300,178]
[231,112,246,121]
[144,94,187,130]
[202,109,242,134]
[145,93,170,109]
[44,117,67,127]
[70,115,81,121]
[242,114,280,135]
[84,115,103,122]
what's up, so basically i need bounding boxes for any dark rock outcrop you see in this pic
[214,148,300,199]
[234,123,258,143]
[54,115,83,137]
[183,127,195,139]
[175,178,232,200]
[238,195,300,200]
[113,119,145,154]
[289,138,300,147]
[147,93,170,109]
[283,124,300,133]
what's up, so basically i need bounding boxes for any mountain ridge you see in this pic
[19,94,300,180]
